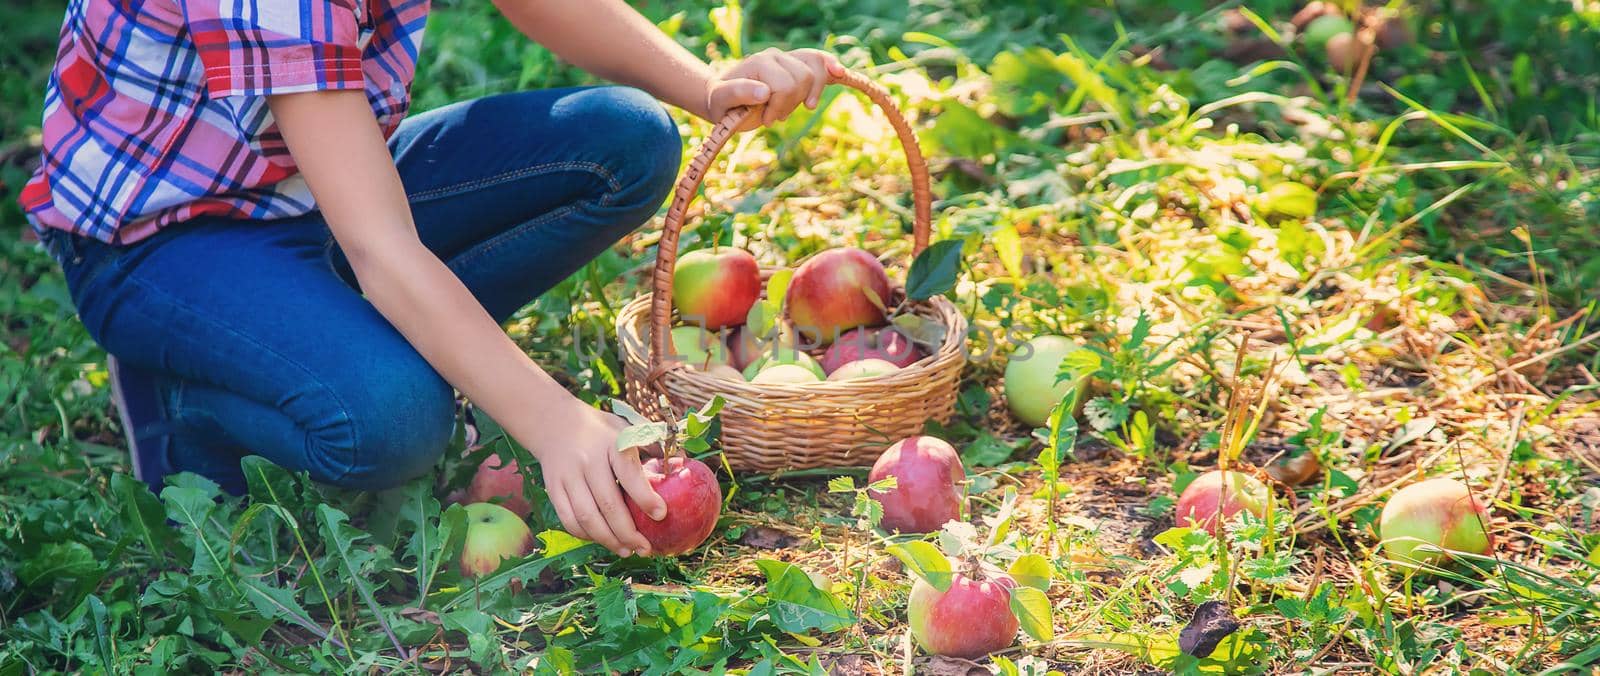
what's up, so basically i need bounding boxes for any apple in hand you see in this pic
[1379,478,1493,569]
[673,248,761,330]
[625,455,723,556]
[669,326,730,370]
[908,572,1019,658]
[465,453,531,519]
[868,435,965,534]
[826,358,901,381]
[786,248,892,345]
[1003,335,1090,428]
[460,502,535,578]
[1174,470,1272,535]
[820,326,921,373]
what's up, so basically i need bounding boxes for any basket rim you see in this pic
[614,291,968,400]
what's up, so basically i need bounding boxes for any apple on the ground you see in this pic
[460,502,534,578]
[868,435,965,533]
[786,248,892,345]
[908,572,1019,658]
[820,326,921,373]
[1174,470,1272,535]
[826,358,900,381]
[465,453,531,519]
[1378,478,1493,568]
[624,456,723,556]
[1003,335,1090,428]
[673,248,761,330]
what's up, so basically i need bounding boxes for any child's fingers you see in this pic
[548,482,588,542]
[771,52,816,115]
[569,482,630,556]
[613,448,667,521]
[586,466,652,555]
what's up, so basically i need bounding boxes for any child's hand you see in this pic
[705,48,846,130]
[528,404,667,557]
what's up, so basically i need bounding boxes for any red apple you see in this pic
[625,456,723,556]
[820,326,921,374]
[868,436,965,534]
[1174,470,1272,535]
[460,502,535,577]
[908,572,1019,658]
[1379,478,1493,569]
[785,248,892,345]
[673,248,761,330]
[465,453,531,519]
[725,325,767,371]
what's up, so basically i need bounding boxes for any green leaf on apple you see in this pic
[890,312,948,347]
[747,269,794,336]
[616,422,673,452]
[1007,553,1051,591]
[905,239,964,300]
[827,476,855,493]
[938,520,980,558]
[1009,585,1055,641]
[610,398,652,427]
[684,395,725,438]
[755,559,854,633]
[886,541,954,591]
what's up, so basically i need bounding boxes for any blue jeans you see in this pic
[39,86,681,494]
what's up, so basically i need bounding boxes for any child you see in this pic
[20,0,843,558]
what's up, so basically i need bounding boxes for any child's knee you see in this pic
[578,87,683,215]
[312,365,456,490]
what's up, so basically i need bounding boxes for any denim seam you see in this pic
[445,165,622,272]
[406,160,623,204]
[116,273,363,482]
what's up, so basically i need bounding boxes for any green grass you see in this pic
[4,0,1600,673]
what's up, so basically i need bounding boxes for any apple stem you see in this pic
[962,555,983,580]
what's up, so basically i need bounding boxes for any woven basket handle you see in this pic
[647,69,932,380]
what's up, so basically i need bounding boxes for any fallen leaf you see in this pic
[1178,600,1240,658]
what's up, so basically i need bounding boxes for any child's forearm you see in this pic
[264,89,596,458]
[492,0,717,118]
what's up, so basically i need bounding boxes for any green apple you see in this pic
[460,502,534,578]
[1003,335,1089,427]
[1379,478,1493,569]
[750,363,822,384]
[669,326,729,370]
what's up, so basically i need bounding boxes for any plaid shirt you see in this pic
[20,0,431,244]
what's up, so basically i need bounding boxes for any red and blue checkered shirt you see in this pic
[20,0,431,244]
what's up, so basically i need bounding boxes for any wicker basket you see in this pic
[615,69,967,472]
